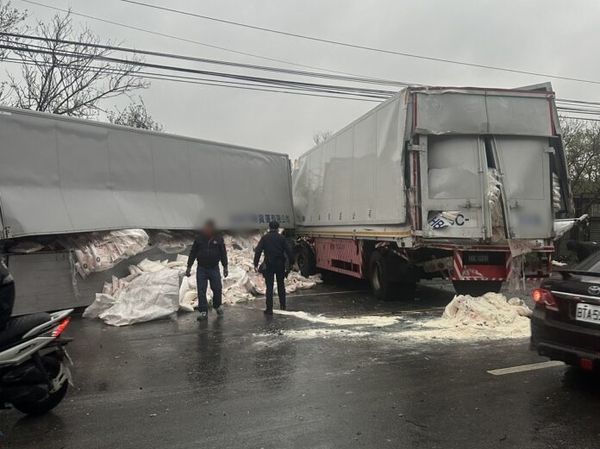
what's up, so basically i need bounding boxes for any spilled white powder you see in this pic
[273,328,372,340]
[256,293,532,344]
[274,310,401,327]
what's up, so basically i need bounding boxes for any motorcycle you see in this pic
[0,260,73,415]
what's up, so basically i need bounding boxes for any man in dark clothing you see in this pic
[254,221,294,315]
[186,220,228,320]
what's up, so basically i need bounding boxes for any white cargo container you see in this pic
[293,84,575,298]
[0,106,294,238]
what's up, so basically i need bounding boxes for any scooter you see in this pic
[0,260,73,415]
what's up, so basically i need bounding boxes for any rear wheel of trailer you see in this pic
[368,251,417,302]
[295,242,317,278]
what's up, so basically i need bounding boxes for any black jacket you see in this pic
[187,233,228,270]
[254,230,294,272]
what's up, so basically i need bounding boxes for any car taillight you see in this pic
[532,288,558,311]
[52,317,71,337]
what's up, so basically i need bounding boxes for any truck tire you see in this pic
[369,251,395,301]
[452,280,502,296]
[296,243,316,278]
[369,252,418,301]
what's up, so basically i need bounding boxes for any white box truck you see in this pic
[292,84,575,299]
[0,105,294,238]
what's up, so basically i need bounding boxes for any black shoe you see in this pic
[196,312,208,321]
[263,309,273,315]
[280,304,286,311]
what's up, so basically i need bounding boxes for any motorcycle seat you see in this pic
[0,313,52,347]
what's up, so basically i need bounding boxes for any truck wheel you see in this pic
[369,251,395,301]
[452,280,502,296]
[296,243,316,278]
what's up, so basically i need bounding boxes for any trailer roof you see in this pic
[296,83,558,161]
[0,105,286,158]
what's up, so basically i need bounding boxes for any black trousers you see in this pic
[264,269,286,311]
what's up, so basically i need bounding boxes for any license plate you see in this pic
[576,303,600,324]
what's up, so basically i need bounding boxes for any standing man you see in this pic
[186,220,228,320]
[254,221,294,315]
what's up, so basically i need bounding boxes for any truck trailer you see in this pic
[0,105,294,238]
[292,84,574,299]
[0,106,295,313]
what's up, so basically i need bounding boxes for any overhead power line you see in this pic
[5,40,600,121]
[8,33,600,112]
[20,0,405,83]
[21,0,600,110]
[120,0,600,87]
[0,41,393,99]
[1,56,382,103]
[0,31,411,88]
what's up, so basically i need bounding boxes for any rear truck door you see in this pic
[492,136,553,239]
[419,135,489,239]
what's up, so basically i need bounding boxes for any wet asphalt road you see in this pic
[3,279,600,449]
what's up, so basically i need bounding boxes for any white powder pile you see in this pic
[401,292,532,341]
[441,293,532,327]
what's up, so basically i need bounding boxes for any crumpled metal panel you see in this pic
[415,90,553,137]
[494,136,553,239]
[0,107,294,237]
[293,92,408,226]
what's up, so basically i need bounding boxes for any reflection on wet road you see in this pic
[3,279,600,449]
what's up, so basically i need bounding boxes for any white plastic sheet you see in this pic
[64,229,149,278]
[95,269,180,327]
[178,234,321,312]
[84,233,321,326]
[152,231,193,254]
[487,169,505,241]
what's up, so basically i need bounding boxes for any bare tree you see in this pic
[5,12,147,118]
[0,0,26,101]
[108,98,163,131]
[313,130,333,145]
[0,0,25,59]
[562,118,600,213]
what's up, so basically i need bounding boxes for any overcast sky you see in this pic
[8,0,600,158]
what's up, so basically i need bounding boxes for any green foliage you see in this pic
[563,119,600,200]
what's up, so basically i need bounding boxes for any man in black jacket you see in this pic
[186,220,228,320]
[254,221,294,315]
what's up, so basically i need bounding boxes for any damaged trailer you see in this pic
[0,106,294,313]
[292,83,578,299]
